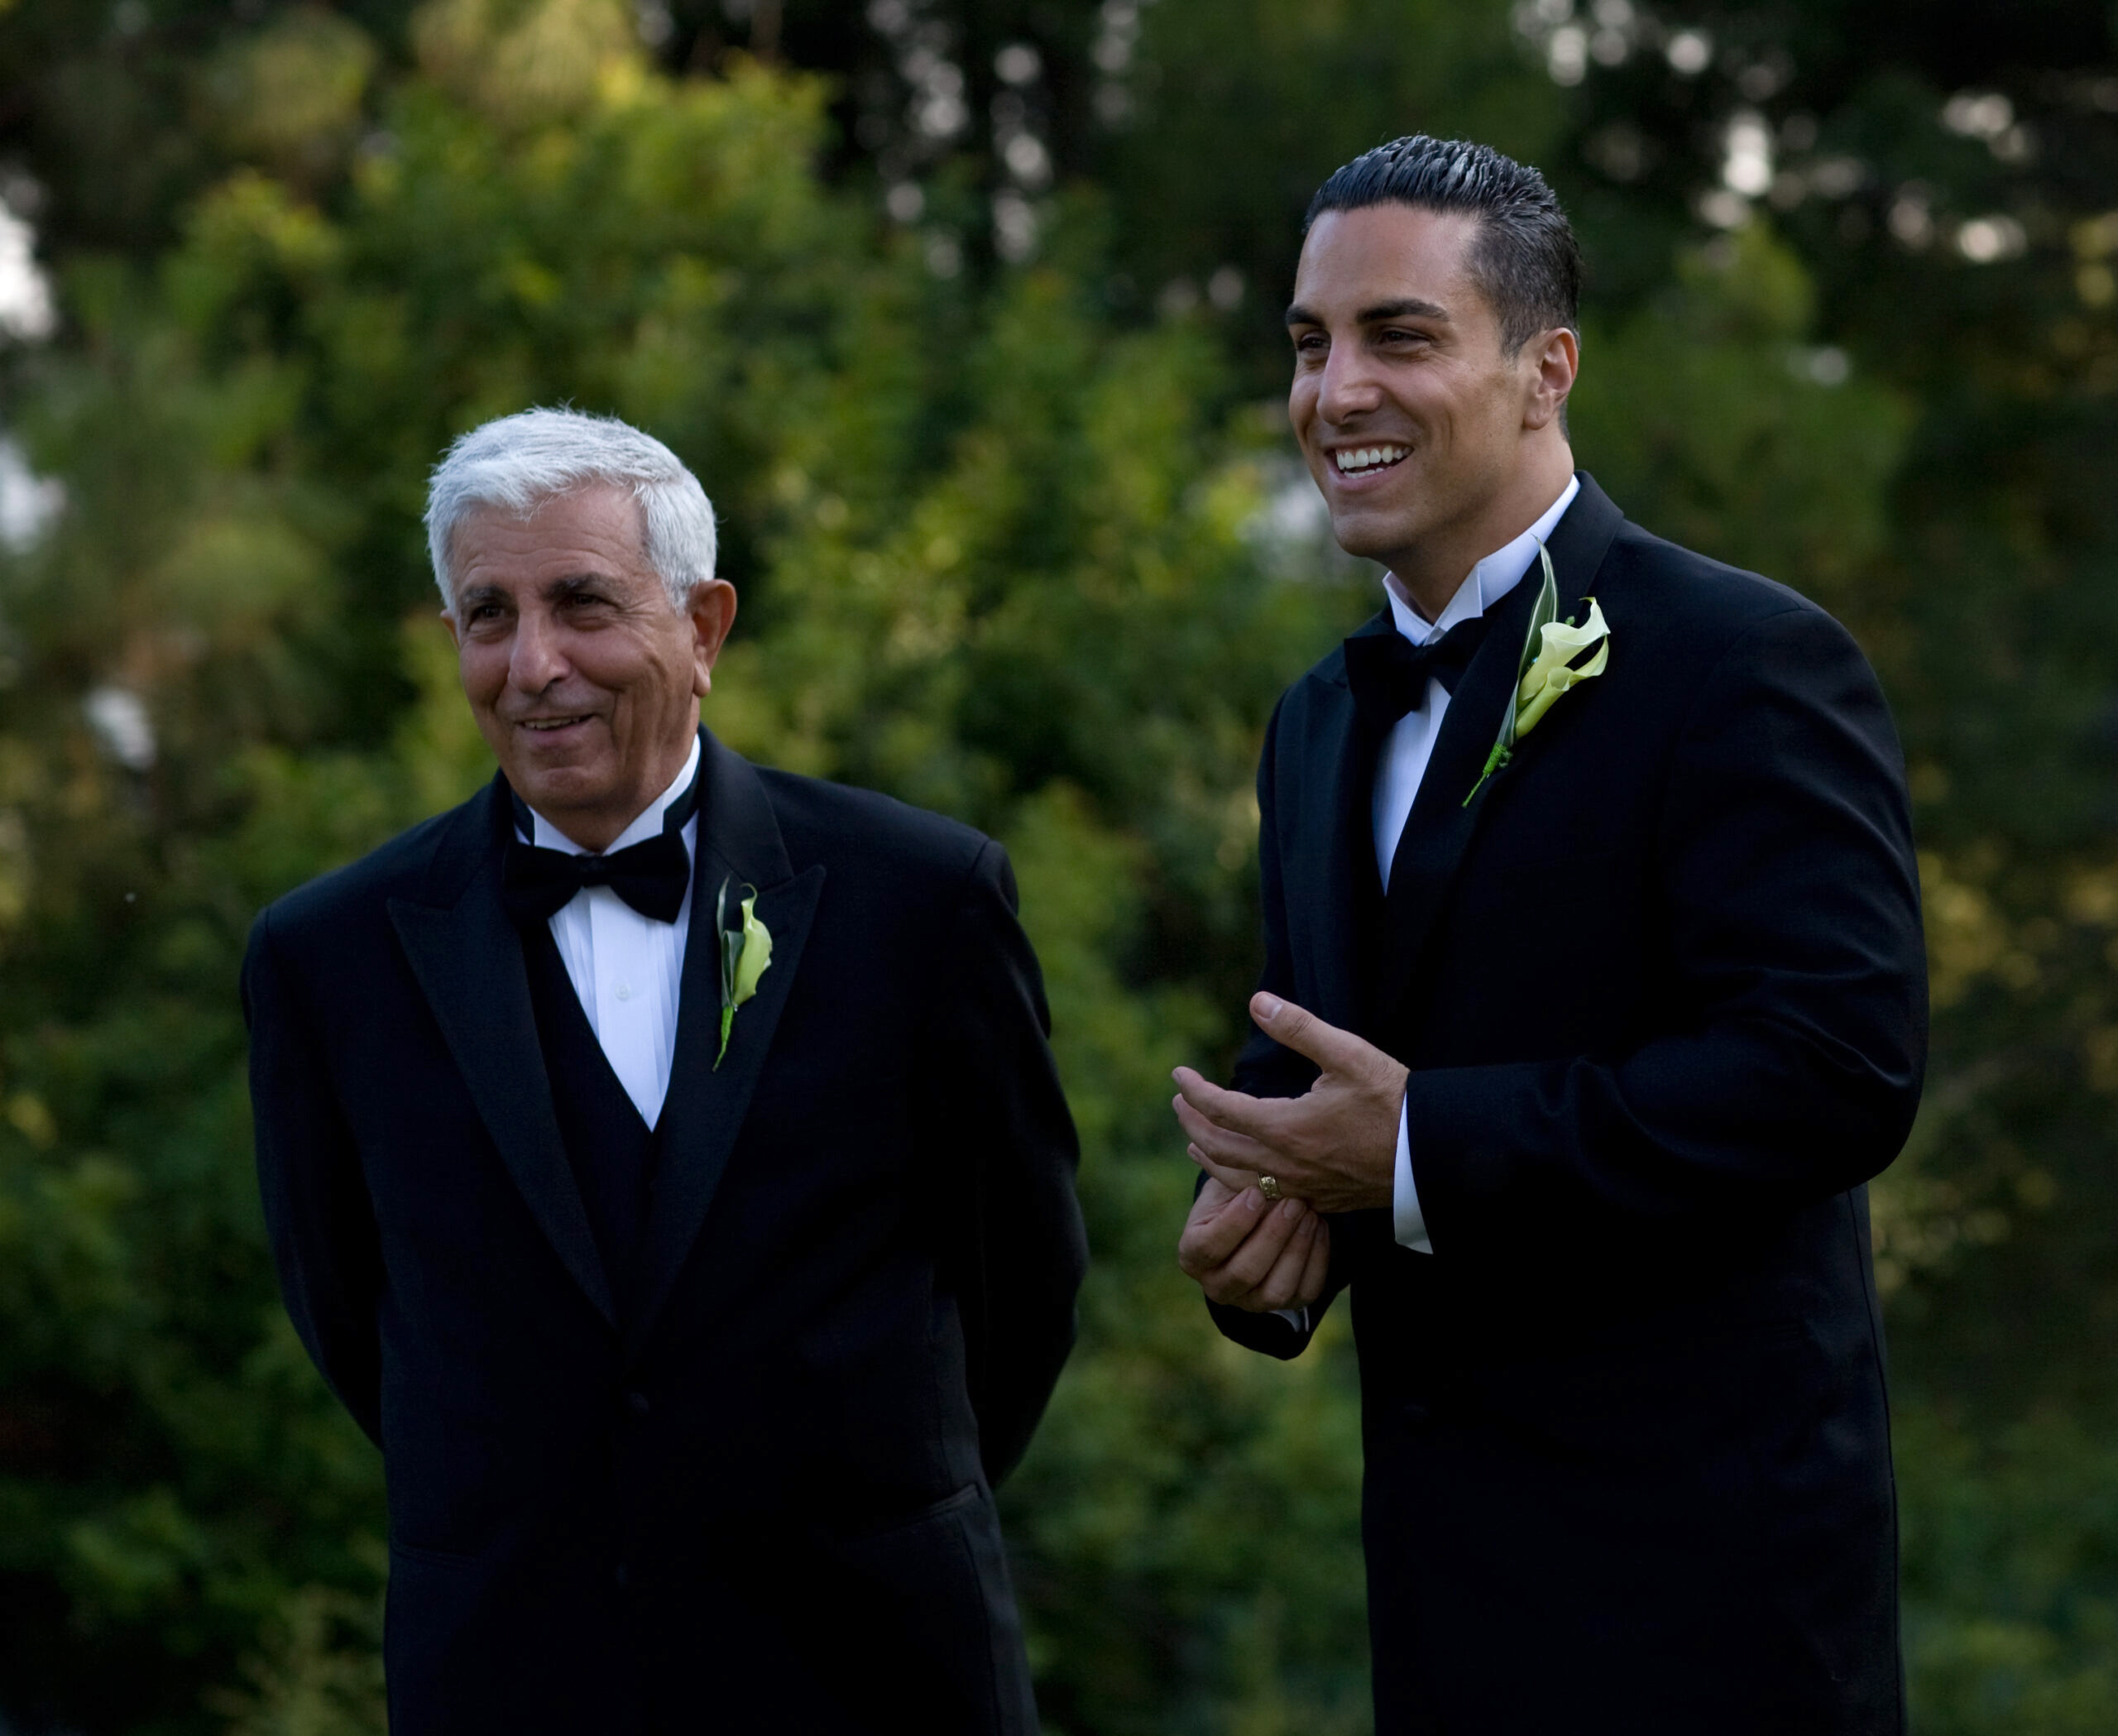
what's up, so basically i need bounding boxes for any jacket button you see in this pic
[625,1390,650,1417]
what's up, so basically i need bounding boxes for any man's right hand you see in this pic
[1176,1177,1331,1313]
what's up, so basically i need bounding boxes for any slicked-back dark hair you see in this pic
[1304,135,1580,357]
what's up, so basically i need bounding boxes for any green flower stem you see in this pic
[1463,743,1512,808]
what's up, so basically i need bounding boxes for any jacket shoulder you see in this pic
[1277,621,1368,729]
[1600,517,1842,642]
[256,794,481,945]
[755,768,994,888]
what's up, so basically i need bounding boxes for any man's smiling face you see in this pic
[448,482,734,851]
[1287,204,1567,607]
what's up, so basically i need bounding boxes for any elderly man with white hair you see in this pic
[243,407,1085,1735]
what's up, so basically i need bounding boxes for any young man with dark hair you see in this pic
[1173,137,1924,1735]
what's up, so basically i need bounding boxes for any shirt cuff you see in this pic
[1272,1305,1310,1332]
[1393,1094,1433,1254]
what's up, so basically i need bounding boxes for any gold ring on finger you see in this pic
[1258,1175,1283,1202]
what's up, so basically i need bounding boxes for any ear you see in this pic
[1522,327,1579,433]
[687,579,740,697]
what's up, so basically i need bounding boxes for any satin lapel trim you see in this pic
[1299,631,1388,1033]
[626,731,817,1351]
[1376,478,1624,1019]
[629,867,820,1353]
[387,789,617,1328]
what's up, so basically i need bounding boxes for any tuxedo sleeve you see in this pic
[1403,603,1927,1259]
[1211,694,1369,1360]
[243,909,384,1446]
[922,839,1087,1486]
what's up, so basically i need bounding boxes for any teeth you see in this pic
[1338,445,1409,474]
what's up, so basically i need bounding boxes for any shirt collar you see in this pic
[526,732,702,856]
[1382,473,1581,647]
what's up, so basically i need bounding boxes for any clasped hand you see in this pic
[1172,993,1407,1314]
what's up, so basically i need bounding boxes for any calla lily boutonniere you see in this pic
[1463,542,1612,807]
[713,873,773,1070]
[1515,595,1612,738]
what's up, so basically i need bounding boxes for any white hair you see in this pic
[424,407,717,613]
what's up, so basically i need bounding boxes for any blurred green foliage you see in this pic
[0,1,2112,1733]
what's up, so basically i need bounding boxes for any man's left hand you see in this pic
[1172,995,1407,1216]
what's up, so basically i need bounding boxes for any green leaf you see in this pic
[1506,544,1560,748]
[714,875,740,1009]
[1463,542,1557,806]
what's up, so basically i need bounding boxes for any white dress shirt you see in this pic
[1379,476,1579,1254]
[521,736,702,1128]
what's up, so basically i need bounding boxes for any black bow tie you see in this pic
[1343,616,1492,735]
[500,770,701,926]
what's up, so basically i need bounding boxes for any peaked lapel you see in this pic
[1374,475,1625,1024]
[389,778,618,1328]
[628,730,823,1353]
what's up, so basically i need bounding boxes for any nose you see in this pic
[1316,340,1383,426]
[507,606,569,693]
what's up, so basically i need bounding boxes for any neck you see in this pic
[529,732,699,853]
[544,811,641,855]
[1387,439,1574,623]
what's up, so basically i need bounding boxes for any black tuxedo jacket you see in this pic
[244,730,1086,1736]
[1214,477,1926,1734]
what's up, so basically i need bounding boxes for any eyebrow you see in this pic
[1284,296,1452,328]
[454,573,614,611]
[545,573,611,599]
